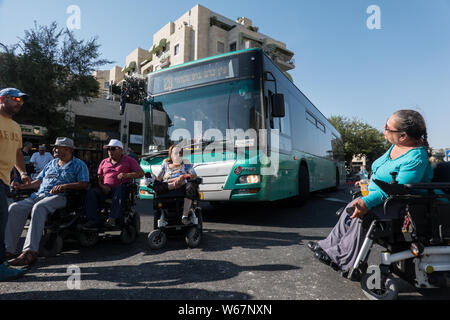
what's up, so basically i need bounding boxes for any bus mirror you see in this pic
[271,93,285,118]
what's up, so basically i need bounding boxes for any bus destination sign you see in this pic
[149,58,239,95]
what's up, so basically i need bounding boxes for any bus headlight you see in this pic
[238,175,261,184]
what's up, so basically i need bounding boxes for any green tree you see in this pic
[329,115,390,168]
[0,21,112,143]
[121,75,147,106]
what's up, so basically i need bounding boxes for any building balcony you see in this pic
[274,56,296,71]
[159,52,171,68]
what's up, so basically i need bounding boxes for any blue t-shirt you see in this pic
[32,157,89,198]
[362,145,433,210]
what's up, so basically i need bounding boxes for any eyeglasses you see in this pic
[383,124,403,134]
[10,96,24,103]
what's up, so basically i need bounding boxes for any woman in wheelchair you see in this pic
[308,110,434,277]
[152,145,198,225]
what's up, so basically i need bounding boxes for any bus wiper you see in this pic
[141,149,169,161]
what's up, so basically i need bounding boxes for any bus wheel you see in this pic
[296,165,310,205]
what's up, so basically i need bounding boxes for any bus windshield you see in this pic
[143,78,262,153]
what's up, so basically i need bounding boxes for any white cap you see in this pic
[103,139,123,149]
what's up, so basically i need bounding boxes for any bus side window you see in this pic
[306,110,316,126]
[316,120,325,133]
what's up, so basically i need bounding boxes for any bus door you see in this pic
[263,75,294,199]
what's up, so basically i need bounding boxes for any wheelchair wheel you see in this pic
[361,273,399,300]
[39,232,64,257]
[78,231,99,247]
[185,226,202,248]
[120,225,137,244]
[147,230,167,250]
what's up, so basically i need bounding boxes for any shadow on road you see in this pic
[6,258,299,299]
[0,287,252,300]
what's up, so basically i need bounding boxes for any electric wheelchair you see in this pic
[78,181,140,248]
[10,181,140,257]
[145,173,203,250]
[344,162,450,300]
[10,188,86,257]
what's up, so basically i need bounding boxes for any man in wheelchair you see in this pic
[5,137,89,266]
[82,139,144,230]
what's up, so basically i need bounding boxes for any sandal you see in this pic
[8,250,38,267]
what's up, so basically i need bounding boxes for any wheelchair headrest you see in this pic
[433,162,450,183]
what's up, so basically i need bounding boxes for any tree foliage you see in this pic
[121,75,147,105]
[0,21,112,142]
[329,115,390,168]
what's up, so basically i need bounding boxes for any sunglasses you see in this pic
[383,124,403,134]
[10,96,24,103]
[106,147,120,151]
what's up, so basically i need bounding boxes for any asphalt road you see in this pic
[1,186,449,301]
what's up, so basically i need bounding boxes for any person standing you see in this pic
[30,145,54,179]
[0,88,31,281]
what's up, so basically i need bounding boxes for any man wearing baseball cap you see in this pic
[0,88,30,281]
[83,139,144,230]
[5,137,89,267]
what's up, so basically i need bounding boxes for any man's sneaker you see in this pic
[0,262,26,281]
[181,215,191,225]
[104,217,117,228]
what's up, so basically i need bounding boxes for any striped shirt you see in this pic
[158,161,196,182]
[32,156,89,198]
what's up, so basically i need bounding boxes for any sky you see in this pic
[1,0,449,150]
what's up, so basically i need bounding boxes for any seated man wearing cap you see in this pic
[30,145,54,179]
[5,137,89,266]
[83,139,144,229]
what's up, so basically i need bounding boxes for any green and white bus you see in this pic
[139,48,345,203]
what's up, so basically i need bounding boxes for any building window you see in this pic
[174,44,180,56]
[229,42,237,52]
[217,41,225,53]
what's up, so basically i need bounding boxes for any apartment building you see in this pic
[137,4,295,75]
[98,4,295,89]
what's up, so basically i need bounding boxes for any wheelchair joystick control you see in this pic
[390,171,398,184]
